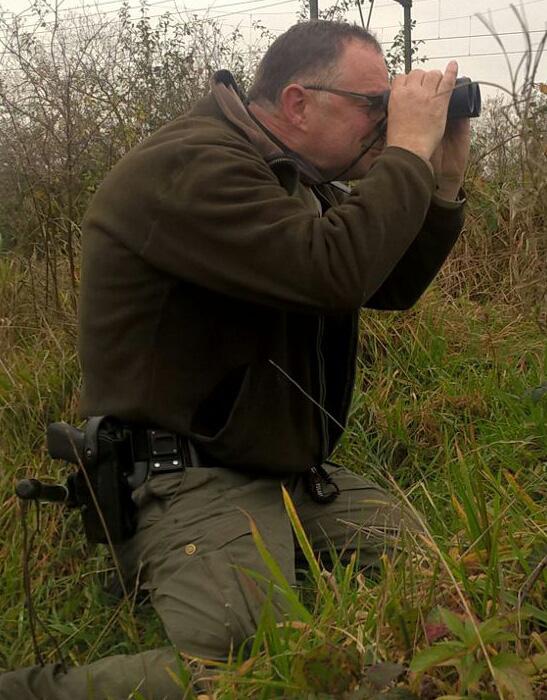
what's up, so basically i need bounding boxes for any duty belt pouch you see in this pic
[66,417,136,545]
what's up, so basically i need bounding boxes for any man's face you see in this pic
[300,41,390,180]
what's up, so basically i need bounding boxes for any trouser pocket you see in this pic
[151,524,285,660]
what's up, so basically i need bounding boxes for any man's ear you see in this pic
[278,84,311,131]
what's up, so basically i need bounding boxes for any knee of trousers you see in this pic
[149,530,294,660]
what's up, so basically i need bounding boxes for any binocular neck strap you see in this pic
[323,116,388,185]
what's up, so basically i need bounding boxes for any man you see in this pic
[1,20,469,700]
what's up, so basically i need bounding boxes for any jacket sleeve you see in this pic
[364,193,465,310]
[107,129,443,313]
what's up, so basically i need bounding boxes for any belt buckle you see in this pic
[148,430,184,475]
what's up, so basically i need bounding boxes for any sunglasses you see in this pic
[301,85,387,115]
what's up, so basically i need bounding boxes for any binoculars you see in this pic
[382,77,482,119]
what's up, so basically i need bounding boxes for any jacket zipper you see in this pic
[312,185,338,210]
[319,312,359,458]
[313,184,334,463]
[316,315,329,461]
[334,313,358,448]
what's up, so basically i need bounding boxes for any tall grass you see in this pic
[1,259,545,697]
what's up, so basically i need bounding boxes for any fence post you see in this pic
[394,0,413,73]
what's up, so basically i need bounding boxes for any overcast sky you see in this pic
[0,0,545,98]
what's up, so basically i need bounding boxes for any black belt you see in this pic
[125,427,209,488]
[124,426,340,505]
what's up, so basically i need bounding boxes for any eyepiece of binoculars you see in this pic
[382,77,481,119]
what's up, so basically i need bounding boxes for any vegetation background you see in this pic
[0,2,545,697]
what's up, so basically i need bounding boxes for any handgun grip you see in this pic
[47,422,85,464]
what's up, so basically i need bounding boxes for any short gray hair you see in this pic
[248,20,382,105]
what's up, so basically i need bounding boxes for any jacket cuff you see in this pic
[432,188,466,210]
[426,191,466,242]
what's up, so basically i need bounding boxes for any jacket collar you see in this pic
[210,70,326,192]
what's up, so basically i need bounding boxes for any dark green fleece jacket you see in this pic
[78,72,465,475]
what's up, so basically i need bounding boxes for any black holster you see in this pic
[47,416,137,544]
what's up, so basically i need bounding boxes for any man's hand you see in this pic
[430,117,471,200]
[386,61,458,163]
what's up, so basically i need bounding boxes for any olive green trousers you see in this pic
[0,464,419,700]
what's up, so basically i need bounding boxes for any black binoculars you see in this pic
[382,77,481,119]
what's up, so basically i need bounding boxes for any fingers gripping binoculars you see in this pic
[384,77,482,119]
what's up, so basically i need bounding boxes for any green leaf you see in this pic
[281,485,324,590]
[476,616,509,643]
[494,667,535,700]
[521,651,547,676]
[460,659,487,691]
[439,608,466,641]
[460,619,479,646]
[492,653,523,669]
[246,512,312,623]
[487,632,517,643]
[409,641,467,673]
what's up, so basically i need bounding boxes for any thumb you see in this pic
[439,60,458,92]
